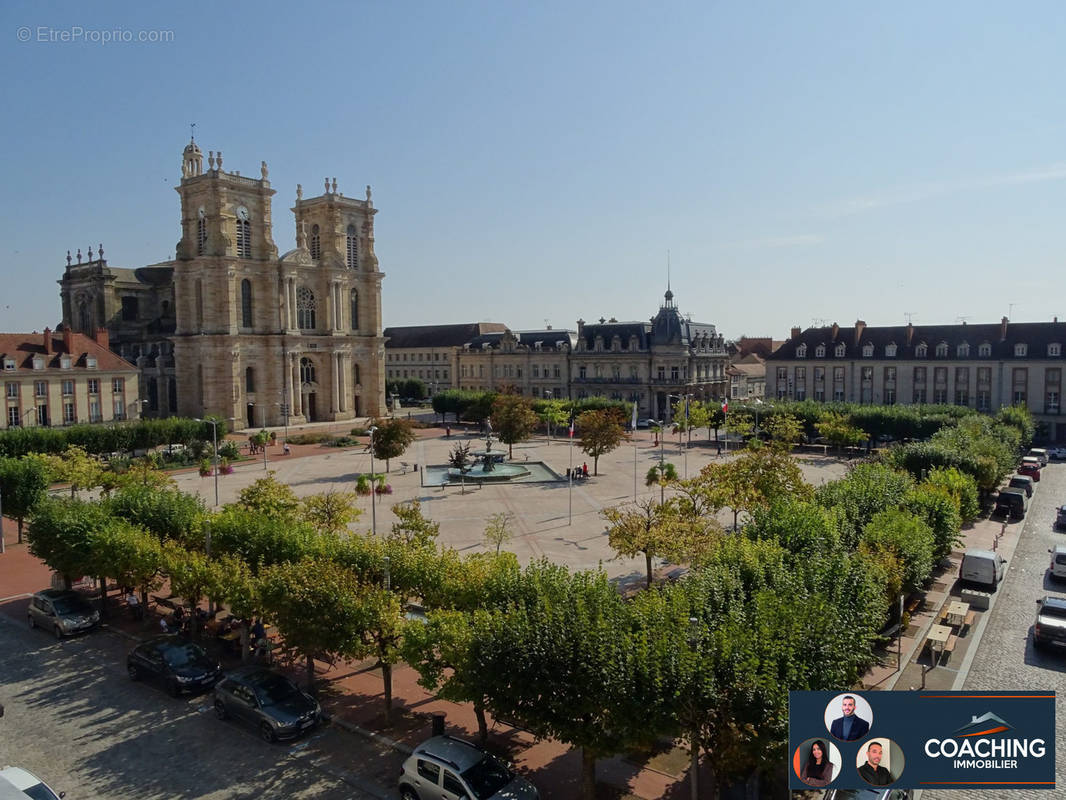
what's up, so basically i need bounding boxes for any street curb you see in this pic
[323,711,414,756]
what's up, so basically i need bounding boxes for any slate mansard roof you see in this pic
[465,329,576,352]
[384,322,507,349]
[770,319,1066,361]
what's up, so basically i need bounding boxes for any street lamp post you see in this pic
[688,615,702,800]
[367,425,378,536]
[196,417,220,507]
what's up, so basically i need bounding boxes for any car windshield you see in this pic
[255,675,300,705]
[23,783,62,800]
[161,642,207,667]
[52,597,92,615]
[1040,603,1066,620]
[462,752,514,799]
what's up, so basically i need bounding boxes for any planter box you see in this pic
[961,588,992,610]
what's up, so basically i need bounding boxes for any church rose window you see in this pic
[297,287,316,330]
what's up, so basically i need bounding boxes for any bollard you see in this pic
[432,711,446,737]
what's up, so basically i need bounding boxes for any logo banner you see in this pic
[788,690,1055,790]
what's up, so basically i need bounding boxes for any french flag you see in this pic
[568,413,576,438]
[721,401,728,413]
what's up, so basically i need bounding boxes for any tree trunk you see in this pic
[645,551,654,589]
[383,661,393,726]
[593,457,599,476]
[581,749,597,800]
[732,509,739,531]
[306,655,316,693]
[189,604,199,639]
[98,576,108,619]
[63,574,72,590]
[508,442,513,459]
[474,702,488,745]
[241,623,251,663]
[16,517,23,544]
[690,729,700,800]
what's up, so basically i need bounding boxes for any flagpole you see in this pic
[568,428,573,526]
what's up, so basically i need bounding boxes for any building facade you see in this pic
[384,323,507,395]
[457,328,574,400]
[768,318,1066,441]
[0,329,140,430]
[58,140,387,428]
[727,354,766,400]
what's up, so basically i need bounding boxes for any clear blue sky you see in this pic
[2,1,1064,339]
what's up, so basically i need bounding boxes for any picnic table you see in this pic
[946,600,970,629]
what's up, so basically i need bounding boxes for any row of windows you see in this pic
[385,369,449,381]
[387,352,446,362]
[309,225,360,269]
[795,341,1062,359]
[233,281,360,332]
[7,378,125,398]
[3,355,98,371]
[6,398,127,428]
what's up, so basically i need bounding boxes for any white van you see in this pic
[0,766,64,799]
[1049,545,1066,581]
[960,549,1006,590]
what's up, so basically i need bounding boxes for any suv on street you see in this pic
[27,589,99,639]
[0,765,65,799]
[399,735,539,800]
[1057,505,1066,530]
[1008,475,1034,497]
[127,635,223,696]
[213,667,321,742]
[1033,595,1066,650]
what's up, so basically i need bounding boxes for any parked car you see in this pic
[1049,545,1066,581]
[399,735,539,800]
[993,488,1028,520]
[1048,447,1066,461]
[0,765,65,799]
[823,790,912,800]
[1033,595,1066,649]
[1008,475,1035,497]
[213,667,321,742]
[1056,505,1066,530]
[127,635,223,696]
[960,548,1007,589]
[1019,459,1042,482]
[1027,448,1050,467]
[27,589,99,639]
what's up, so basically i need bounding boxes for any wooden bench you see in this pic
[936,608,949,625]
[491,714,535,736]
[906,596,922,615]
[963,610,976,632]
[944,634,959,655]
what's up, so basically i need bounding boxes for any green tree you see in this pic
[860,509,935,596]
[108,484,206,546]
[389,500,440,547]
[762,412,803,446]
[162,543,228,638]
[447,441,473,472]
[90,519,165,620]
[483,512,515,555]
[926,466,981,524]
[905,484,963,561]
[370,418,416,472]
[42,446,105,498]
[237,472,300,519]
[490,394,539,458]
[27,497,114,588]
[301,490,361,535]
[604,498,719,588]
[995,403,1035,450]
[535,398,569,439]
[576,409,627,475]
[645,461,678,504]
[815,412,870,450]
[0,456,49,543]
[205,506,329,572]
[815,463,915,548]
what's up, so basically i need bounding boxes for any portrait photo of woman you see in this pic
[796,738,839,787]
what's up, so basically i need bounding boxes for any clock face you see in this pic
[236,206,249,221]
[198,207,205,218]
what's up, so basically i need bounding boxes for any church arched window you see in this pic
[197,209,207,255]
[241,279,253,328]
[236,219,251,259]
[346,224,358,269]
[350,288,359,331]
[300,357,316,384]
[245,366,255,393]
[297,287,316,330]
[77,296,92,333]
[310,225,321,261]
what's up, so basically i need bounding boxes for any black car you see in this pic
[213,667,321,742]
[127,635,223,696]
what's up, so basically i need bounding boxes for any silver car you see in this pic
[399,735,539,800]
[213,667,321,743]
[27,589,99,639]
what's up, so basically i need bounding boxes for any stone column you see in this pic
[286,353,295,420]
[334,282,342,331]
[339,355,347,412]
[292,354,302,417]
[325,281,333,330]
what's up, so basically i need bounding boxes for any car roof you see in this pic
[226,667,291,687]
[1009,475,1033,482]
[999,488,1025,497]
[1041,595,1066,611]
[0,767,40,791]
[414,736,486,771]
[35,589,79,600]
[964,548,998,559]
[1052,545,1066,555]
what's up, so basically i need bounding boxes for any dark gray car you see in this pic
[213,667,321,742]
[127,635,223,696]
[27,589,99,639]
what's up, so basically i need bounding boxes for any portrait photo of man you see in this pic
[828,694,870,741]
[857,740,900,786]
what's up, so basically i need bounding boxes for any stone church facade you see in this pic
[59,140,386,427]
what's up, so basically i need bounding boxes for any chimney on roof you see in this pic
[43,327,53,355]
[831,322,839,341]
[62,325,74,354]
[93,327,109,350]
[546,324,552,330]
[854,319,866,345]
[576,318,585,336]
[906,322,914,346]
[1000,316,1009,341]
[790,326,802,340]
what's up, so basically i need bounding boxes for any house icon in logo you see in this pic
[954,712,1011,738]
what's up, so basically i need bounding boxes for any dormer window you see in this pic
[885,343,897,358]
[59,356,71,369]
[1050,343,1062,357]
[935,342,948,358]
[979,342,992,357]
[32,356,44,370]
[862,343,874,358]
[815,344,826,358]
[796,344,807,358]
[2,357,14,371]
[834,343,846,357]
[915,343,928,358]
[1014,343,1028,357]
[86,356,97,369]
[957,342,970,358]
